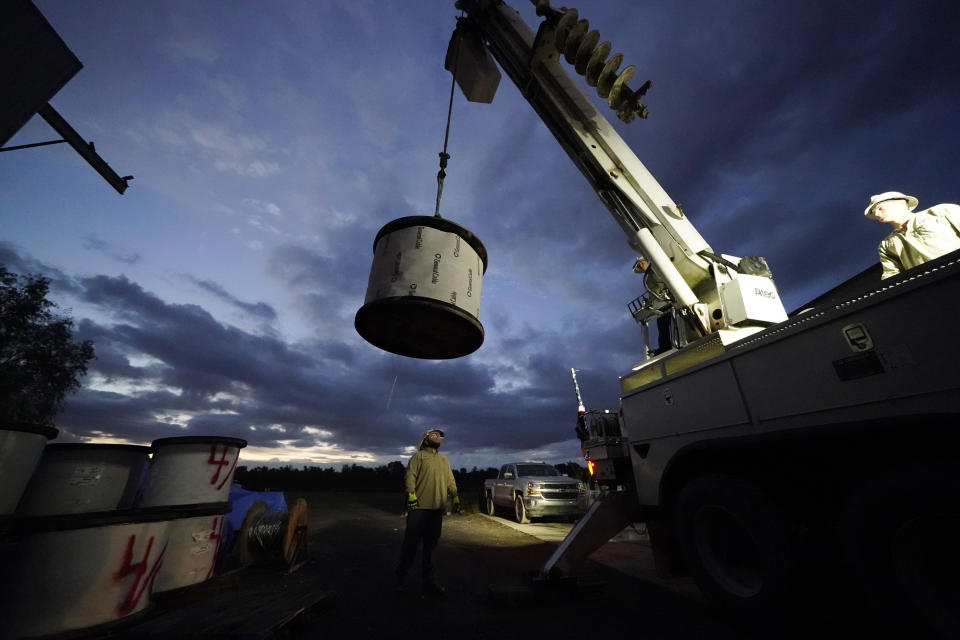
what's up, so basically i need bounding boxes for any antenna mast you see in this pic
[571,367,586,414]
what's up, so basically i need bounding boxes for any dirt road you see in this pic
[295,491,747,639]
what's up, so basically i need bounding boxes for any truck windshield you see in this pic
[517,464,560,477]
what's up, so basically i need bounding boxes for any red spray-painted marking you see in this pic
[205,516,225,579]
[207,445,238,490]
[114,535,167,617]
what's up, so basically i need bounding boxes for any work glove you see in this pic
[407,492,419,511]
[452,495,461,514]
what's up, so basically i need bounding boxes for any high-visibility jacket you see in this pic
[405,430,457,509]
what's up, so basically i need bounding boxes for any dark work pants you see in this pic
[397,509,443,581]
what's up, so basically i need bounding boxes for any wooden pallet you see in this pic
[101,561,335,639]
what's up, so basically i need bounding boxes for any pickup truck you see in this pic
[482,462,586,523]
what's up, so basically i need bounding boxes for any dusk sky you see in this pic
[2,0,958,471]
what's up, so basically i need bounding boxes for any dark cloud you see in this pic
[56,388,175,443]
[0,241,83,297]
[185,275,278,322]
[42,258,615,462]
[0,242,49,275]
[83,237,141,265]
[267,243,370,329]
[36,267,481,456]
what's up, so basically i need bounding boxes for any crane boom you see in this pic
[451,0,787,348]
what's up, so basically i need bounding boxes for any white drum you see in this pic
[153,502,231,593]
[0,507,172,637]
[355,215,488,359]
[0,423,57,514]
[137,436,247,507]
[17,443,151,515]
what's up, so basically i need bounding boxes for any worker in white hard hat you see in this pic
[864,191,960,279]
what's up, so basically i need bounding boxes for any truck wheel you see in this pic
[673,474,813,627]
[514,495,530,524]
[484,491,496,516]
[838,461,960,637]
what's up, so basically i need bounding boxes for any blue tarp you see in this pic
[220,485,288,557]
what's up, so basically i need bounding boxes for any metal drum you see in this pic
[355,215,488,359]
[0,423,58,514]
[17,443,151,516]
[138,436,247,507]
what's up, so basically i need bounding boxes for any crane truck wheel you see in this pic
[838,461,960,638]
[673,474,814,629]
[514,495,530,524]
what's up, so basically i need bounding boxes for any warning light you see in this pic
[587,460,596,476]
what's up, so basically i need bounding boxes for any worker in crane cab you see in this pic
[864,191,960,279]
[632,257,669,300]
[632,257,673,354]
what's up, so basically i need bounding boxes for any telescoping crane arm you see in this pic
[451,0,787,345]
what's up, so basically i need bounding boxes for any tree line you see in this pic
[234,461,589,493]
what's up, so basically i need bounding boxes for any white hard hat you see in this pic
[864,191,918,219]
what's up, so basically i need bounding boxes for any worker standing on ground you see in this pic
[396,428,460,596]
[864,191,960,279]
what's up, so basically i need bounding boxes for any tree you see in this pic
[556,461,588,482]
[0,266,94,427]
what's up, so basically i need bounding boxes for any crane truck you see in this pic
[448,0,960,635]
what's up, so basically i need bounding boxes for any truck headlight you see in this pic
[526,482,541,496]
[577,481,585,495]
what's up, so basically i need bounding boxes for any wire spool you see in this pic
[355,215,488,359]
[235,498,309,568]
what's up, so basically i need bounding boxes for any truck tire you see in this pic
[673,474,813,628]
[514,495,530,524]
[838,461,960,638]
[484,490,496,516]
